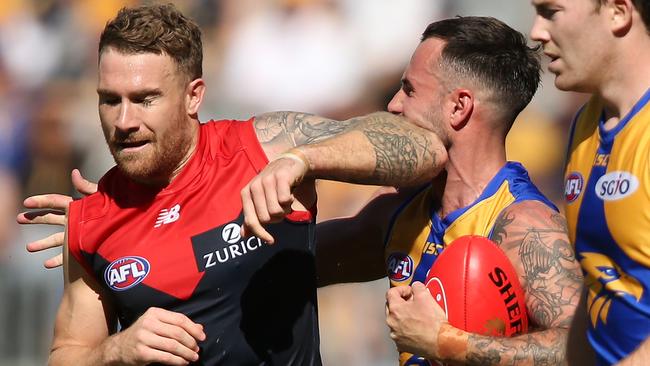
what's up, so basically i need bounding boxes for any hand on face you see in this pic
[16,169,97,268]
[385,281,449,361]
[106,307,206,366]
[240,151,309,244]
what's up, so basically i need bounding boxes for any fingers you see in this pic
[133,308,206,364]
[411,281,428,297]
[149,322,201,360]
[26,231,64,269]
[26,231,64,252]
[137,348,194,366]
[44,254,64,269]
[386,284,413,305]
[22,194,72,211]
[241,186,275,244]
[149,308,206,343]
[71,169,98,196]
[17,209,66,225]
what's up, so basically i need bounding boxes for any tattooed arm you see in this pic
[463,200,583,365]
[386,200,582,365]
[240,111,447,242]
[253,111,447,185]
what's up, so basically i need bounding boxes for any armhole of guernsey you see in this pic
[67,199,95,277]
[237,117,314,223]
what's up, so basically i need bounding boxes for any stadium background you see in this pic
[0,0,586,365]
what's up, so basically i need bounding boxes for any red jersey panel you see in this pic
[67,119,321,365]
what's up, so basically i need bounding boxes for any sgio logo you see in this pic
[104,256,150,291]
[387,252,414,282]
[595,171,638,201]
[564,172,583,203]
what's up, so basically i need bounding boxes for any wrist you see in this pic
[99,334,122,366]
[436,322,469,363]
[274,148,311,176]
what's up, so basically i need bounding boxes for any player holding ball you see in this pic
[242,17,584,366]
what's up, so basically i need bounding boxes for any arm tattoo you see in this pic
[467,329,567,366]
[254,111,352,147]
[254,111,441,185]
[468,203,583,365]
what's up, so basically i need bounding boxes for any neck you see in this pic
[169,119,200,182]
[598,30,650,127]
[438,134,506,217]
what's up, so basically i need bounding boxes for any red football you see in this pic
[425,235,528,337]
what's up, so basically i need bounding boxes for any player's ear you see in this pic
[608,0,634,36]
[448,89,473,131]
[186,78,206,117]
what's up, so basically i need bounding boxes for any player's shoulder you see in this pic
[69,167,120,222]
[200,118,265,159]
[493,199,567,240]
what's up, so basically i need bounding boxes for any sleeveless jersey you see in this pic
[564,89,650,366]
[67,119,321,366]
[384,162,556,366]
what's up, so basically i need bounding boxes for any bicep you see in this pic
[490,201,583,329]
[52,225,116,352]
[253,111,350,159]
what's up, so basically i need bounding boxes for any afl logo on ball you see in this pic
[104,256,150,291]
[387,252,414,282]
[564,172,583,203]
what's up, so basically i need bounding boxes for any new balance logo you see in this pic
[155,204,181,228]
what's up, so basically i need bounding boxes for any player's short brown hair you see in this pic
[422,16,540,129]
[99,3,203,81]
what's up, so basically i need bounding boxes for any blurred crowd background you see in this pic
[0,0,587,365]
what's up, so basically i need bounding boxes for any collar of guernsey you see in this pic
[385,161,557,286]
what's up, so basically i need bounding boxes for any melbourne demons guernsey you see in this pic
[385,162,556,366]
[564,90,650,365]
[67,119,321,365]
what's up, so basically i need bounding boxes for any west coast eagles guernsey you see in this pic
[385,162,556,366]
[564,89,650,366]
[67,119,321,365]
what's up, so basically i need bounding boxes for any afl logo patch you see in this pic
[564,172,583,203]
[104,256,150,291]
[387,252,414,282]
[595,171,639,201]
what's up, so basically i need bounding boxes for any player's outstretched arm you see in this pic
[254,111,447,186]
[50,225,206,366]
[17,169,97,268]
[386,201,583,365]
[242,111,447,242]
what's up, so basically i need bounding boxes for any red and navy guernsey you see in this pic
[67,119,321,365]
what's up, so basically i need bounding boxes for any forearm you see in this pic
[437,327,568,366]
[615,337,650,366]
[49,337,118,366]
[297,112,446,186]
[255,111,447,187]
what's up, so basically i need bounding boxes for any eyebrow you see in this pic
[531,0,551,8]
[401,78,414,91]
[97,88,163,98]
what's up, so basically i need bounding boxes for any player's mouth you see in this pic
[545,52,561,72]
[115,140,151,153]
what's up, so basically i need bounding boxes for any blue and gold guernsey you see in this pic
[384,162,556,366]
[564,89,650,366]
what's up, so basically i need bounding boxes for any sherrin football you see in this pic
[425,235,528,337]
